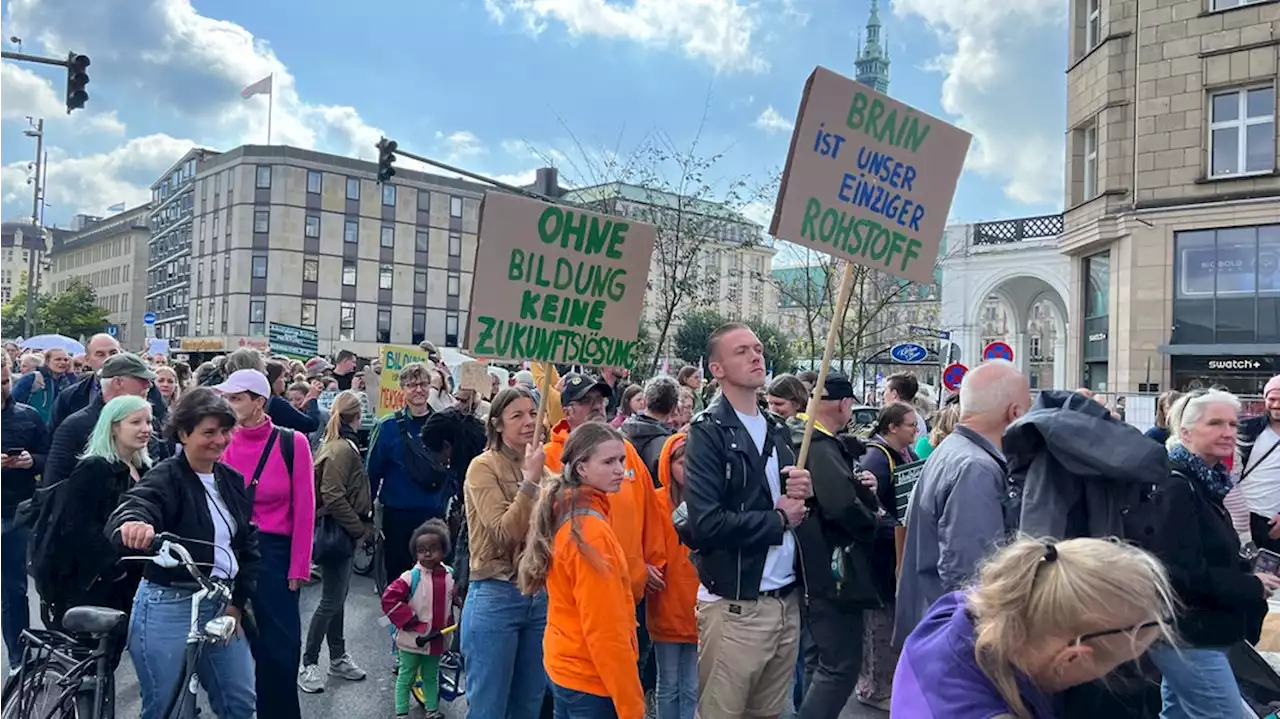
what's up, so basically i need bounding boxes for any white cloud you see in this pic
[753,105,793,135]
[1,63,127,135]
[892,0,1064,206]
[437,130,487,162]
[483,0,769,73]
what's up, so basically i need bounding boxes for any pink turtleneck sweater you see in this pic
[222,417,316,582]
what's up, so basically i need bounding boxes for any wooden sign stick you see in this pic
[795,261,857,471]
[534,361,553,446]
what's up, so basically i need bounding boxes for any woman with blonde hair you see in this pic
[155,365,181,406]
[914,403,960,460]
[298,391,373,693]
[517,421,644,719]
[893,536,1177,718]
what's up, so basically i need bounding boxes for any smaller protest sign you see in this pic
[771,67,972,285]
[893,459,927,522]
[465,192,657,368]
[318,389,376,428]
[377,344,430,416]
[459,361,491,398]
[269,322,319,360]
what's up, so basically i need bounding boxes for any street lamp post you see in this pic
[22,118,44,337]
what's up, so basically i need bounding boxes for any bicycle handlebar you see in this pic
[134,532,229,600]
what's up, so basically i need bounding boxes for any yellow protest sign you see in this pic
[376,344,429,416]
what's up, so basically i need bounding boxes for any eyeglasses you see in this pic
[1076,619,1166,644]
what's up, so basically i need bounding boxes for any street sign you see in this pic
[983,341,1014,362]
[106,325,118,337]
[269,322,319,360]
[142,312,156,325]
[889,342,928,364]
[909,325,951,341]
[943,362,968,391]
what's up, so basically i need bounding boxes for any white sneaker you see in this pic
[328,653,367,681]
[297,664,325,693]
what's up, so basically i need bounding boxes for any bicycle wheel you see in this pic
[351,536,375,576]
[1,656,93,719]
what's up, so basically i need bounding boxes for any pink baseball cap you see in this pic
[211,369,271,398]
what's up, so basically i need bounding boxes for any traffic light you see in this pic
[65,52,90,113]
[376,138,397,183]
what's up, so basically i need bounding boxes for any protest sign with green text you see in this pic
[770,66,972,285]
[466,192,657,367]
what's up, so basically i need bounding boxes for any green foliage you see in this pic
[673,308,726,367]
[0,278,109,340]
[746,318,798,376]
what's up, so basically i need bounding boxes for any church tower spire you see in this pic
[855,0,890,93]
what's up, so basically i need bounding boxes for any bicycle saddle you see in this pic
[62,606,127,635]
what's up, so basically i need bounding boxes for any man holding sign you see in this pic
[681,323,817,719]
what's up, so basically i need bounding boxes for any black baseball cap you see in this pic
[560,373,612,405]
[820,373,856,401]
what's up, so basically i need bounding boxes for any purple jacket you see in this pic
[892,591,1057,719]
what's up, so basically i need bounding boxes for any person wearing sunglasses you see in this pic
[892,537,1176,719]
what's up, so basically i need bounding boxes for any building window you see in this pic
[1209,85,1276,178]
[412,310,426,345]
[307,170,322,194]
[380,226,395,248]
[445,313,459,346]
[344,219,358,244]
[377,309,392,343]
[251,254,268,279]
[382,184,396,207]
[1082,123,1098,200]
[342,260,357,286]
[301,300,317,327]
[340,302,356,341]
[255,166,271,189]
[254,209,270,233]
[1030,335,1043,358]
[450,196,463,218]
[417,190,430,212]
[249,299,266,336]
[415,229,429,253]
[1172,224,1280,345]
[379,263,394,290]
[1211,0,1267,9]
[447,273,460,297]
[305,214,320,238]
[303,258,319,283]
[222,297,228,333]
[414,269,427,293]
[1085,0,1100,50]
[448,232,462,258]
[346,177,360,201]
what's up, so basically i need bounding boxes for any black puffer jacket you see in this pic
[620,414,673,485]
[1,396,48,518]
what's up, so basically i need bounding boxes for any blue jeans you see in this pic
[1,518,29,666]
[551,682,617,719]
[127,579,256,719]
[247,532,301,719]
[653,641,696,719]
[461,579,548,719]
[1149,644,1242,719]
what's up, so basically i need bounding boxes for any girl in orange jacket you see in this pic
[518,421,645,719]
[646,434,698,719]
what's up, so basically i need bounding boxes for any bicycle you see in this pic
[0,533,235,719]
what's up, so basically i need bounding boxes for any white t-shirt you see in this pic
[1241,426,1280,517]
[197,472,239,580]
[697,408,797,602]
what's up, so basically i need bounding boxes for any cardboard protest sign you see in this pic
[771,66,972,285]
[376,344,430,416]
[459,361,491,399]
[466,192,657,367]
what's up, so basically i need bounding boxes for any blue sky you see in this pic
[1,0,1067,247]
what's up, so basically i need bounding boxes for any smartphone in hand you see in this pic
[1255,548,1280,576]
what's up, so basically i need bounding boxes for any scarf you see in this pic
[1169,443,1233,502]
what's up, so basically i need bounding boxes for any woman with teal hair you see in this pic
[40,394,154,632]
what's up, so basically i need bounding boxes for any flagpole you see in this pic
[266,73,273,145]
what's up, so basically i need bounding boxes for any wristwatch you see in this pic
[776,508,791,530]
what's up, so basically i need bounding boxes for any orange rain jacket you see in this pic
[544,489,645,719]
[545,419,667,603]
[646,434,699,645]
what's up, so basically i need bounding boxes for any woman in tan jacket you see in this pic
[298,391,373,693]
[462,386,550,719]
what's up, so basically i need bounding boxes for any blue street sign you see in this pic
[909,325,951,341]
[106,325,118,337]
[890,342,928,364]
[142,312,156,325]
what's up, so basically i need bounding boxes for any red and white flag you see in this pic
[241,75,273,99]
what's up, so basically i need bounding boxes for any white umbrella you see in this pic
[20,334,85,355]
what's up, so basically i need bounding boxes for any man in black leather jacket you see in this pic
[683,322,814,719]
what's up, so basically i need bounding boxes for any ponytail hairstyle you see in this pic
[873,401,916,438]
[517,421,623,595]
[968,536,1178,719]
[323,390,364,443]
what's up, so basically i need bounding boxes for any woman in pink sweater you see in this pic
[213,369,316,719]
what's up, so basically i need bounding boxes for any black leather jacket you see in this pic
[682,395,817,601]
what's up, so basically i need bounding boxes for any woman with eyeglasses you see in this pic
[1143,389,1277,717]
[893,536,1177,718]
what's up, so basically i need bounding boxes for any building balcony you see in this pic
[973,214,1063,246]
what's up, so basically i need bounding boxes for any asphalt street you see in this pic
[4,573,886,719]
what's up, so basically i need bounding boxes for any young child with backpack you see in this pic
[380,519,459,719]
